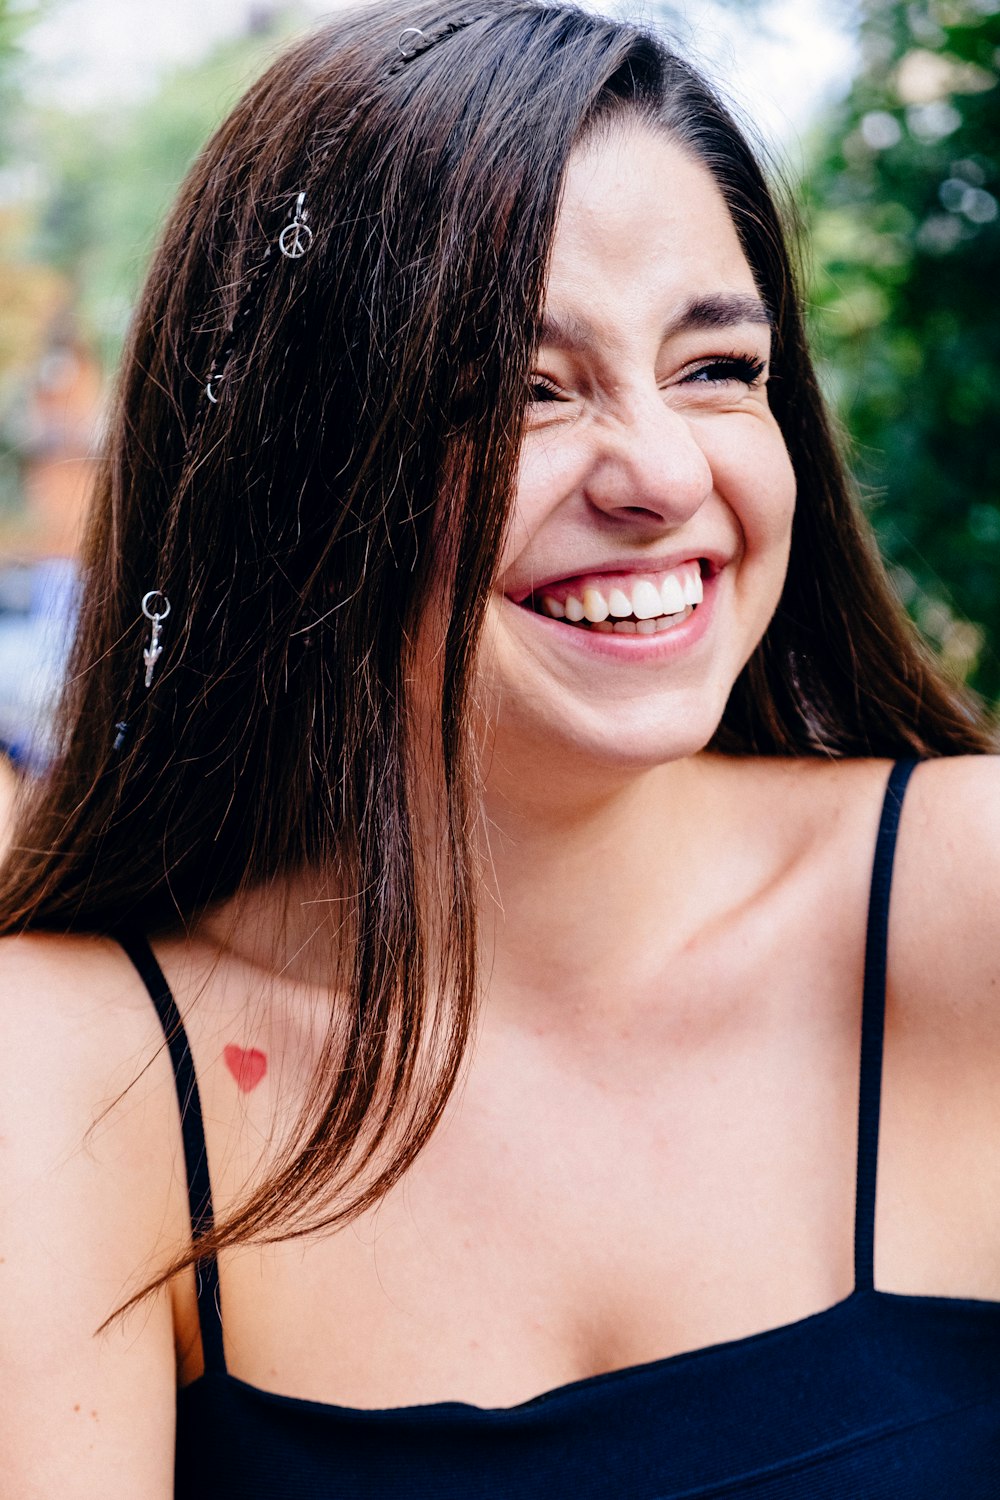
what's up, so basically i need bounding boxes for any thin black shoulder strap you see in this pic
[117,931,227,1374]
[854,758,919,1292]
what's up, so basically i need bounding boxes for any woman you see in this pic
[3,2,1000,1494]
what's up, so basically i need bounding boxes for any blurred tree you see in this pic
[0,0,59,528]
[805,0,1000,696]
[33,7,303,369]
[0,0,41,164]
[0,4,299,542]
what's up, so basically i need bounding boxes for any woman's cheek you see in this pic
[502,432,586,567]
[705,419,797,549]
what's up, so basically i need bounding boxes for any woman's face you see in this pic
[482,122,796,772]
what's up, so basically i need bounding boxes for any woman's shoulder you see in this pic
[779,751,1000,983]
[0,927,188,1262]
[900,748,1000,848]
[0,929,174,1118]
[736,748,1000,861]
[884,753,1000,1024]
[753,752,1000,1061]
[727,751,1000,1012]
[0,930,185,1493]
[0,923,165,1006]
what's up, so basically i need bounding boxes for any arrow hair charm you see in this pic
[141,590,171,688]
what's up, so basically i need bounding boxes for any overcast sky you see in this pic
[23,0,857,166]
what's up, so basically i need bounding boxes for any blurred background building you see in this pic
[0,0,997,765]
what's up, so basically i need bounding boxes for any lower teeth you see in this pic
[566,606,694,634]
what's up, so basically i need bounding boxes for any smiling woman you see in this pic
[2,3,1000,1497]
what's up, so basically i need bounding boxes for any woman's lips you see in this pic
[529,561,703,624]
[505,551,726,608]
[503,564,721,657]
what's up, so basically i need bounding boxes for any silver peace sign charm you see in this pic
[141,589,171,688]
[278,192,313,259]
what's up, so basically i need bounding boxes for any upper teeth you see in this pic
[539,564,703,623]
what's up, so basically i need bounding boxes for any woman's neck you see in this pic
[193,749,769,1021]
[475,748,752,1025]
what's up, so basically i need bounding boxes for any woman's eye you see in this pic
[527,375,565,404]
[682,354,768,388]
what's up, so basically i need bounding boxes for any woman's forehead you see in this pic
[542,125,765,351]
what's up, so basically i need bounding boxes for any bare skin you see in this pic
[3,127,1000,1496]
[0,754,21,855]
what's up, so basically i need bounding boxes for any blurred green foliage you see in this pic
[0,0,43,163]
[0,0,48,519]
[32,14,300,368]
[805,0,1000,696]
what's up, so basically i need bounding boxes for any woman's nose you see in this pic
[583,392,714,528]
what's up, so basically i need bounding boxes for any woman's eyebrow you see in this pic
[537,310,601,355]
[537,294,774,355]
[677,293,774,333]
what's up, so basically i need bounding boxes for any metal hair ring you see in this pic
[278,191,313,259]
[141,591,171,624]
[397,26,427,58]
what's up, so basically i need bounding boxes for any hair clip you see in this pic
[278,192,313,259]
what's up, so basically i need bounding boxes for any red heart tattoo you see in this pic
[223,1044,267,1092]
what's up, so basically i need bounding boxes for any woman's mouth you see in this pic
[520,560,705,635]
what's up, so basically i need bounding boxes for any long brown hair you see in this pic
[0,0,993,1274]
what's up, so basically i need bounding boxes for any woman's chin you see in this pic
[490,695,725,779]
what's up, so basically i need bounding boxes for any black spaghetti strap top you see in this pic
[121,760,1000,1498]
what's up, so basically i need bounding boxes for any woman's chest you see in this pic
[174,803,1000,1410]
[198,921,869,1407]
